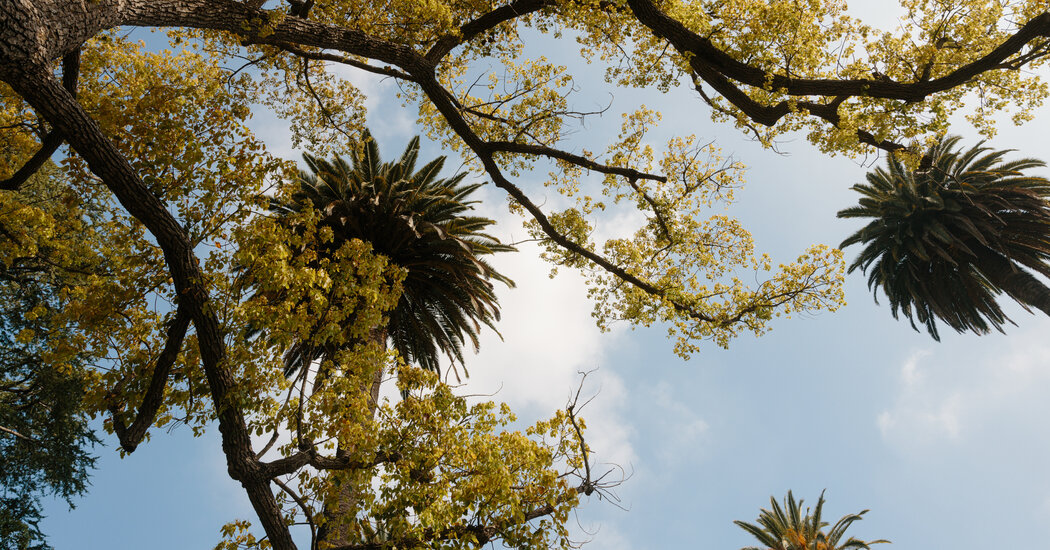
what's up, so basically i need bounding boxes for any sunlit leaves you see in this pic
[528,113,845,357]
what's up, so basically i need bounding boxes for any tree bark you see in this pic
[1,63,297,550]
[317,327,387,549]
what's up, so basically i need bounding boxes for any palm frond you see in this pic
[263,129,515,377]
[838,135,1050,338]
[736,492,887,550]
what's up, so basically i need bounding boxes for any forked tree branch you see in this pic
[626,0,1050,152]
[426,0,556,61]
[5,65,295,549]
[108,304,191,453]
[416,72,721,323]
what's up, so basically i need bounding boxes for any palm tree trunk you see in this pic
[977,249,1050,317]
[318,327,387,549]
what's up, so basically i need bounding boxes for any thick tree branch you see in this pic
[123,0,433,75]
[107,304,191,454]
[2,66,294,550]
[690,63,909,151]
[425,0,555,62]
[287,0,314,19]
[626,0,1050,151]
[0,49,79,191]
[627,0,1050,101]
[0,132,65,191]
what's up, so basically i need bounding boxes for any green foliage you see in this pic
[735,491,888,550]
[0,167,99,550]
[267,130,514,375]
[839,136,1050,339]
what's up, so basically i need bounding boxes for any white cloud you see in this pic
[1038,495,1050,521]
[877,392,962,442]
[877,325,1050,454]
[648,381,709,467]
[328,65,415,140]
[367,190,639,479]
[899,349,930,388]
[570,519,635,550]
[455,201,638,469]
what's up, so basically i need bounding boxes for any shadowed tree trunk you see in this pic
[316,327,387,549]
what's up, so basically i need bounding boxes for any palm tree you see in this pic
[268,130,514,382]
[838,135,1050,340]
[735,491,888,550]
[267,131,514,548]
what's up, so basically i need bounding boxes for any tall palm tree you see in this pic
[734,491,888,550]
[838,135,1050,340]
[268,130,514,381]
[268,131,514,548]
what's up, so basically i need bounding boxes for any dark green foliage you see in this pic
[0,173,98,550]
[270,130,514,375]
[734,491,888,550]
[838,136,1050,339]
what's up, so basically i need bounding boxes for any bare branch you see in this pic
[488,141,666,183]
[266,41,413,81]
[0,425,36,442]
[426,0,557,62]
[274,477,318,550]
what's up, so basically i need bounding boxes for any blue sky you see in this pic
[41,3,1050,549]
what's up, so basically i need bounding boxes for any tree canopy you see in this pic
[2,1,1050,548]
[0,163,99,550]
[839,135,1050,340]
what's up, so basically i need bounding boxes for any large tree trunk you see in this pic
[1,66,298,550]
[317,327,387,549]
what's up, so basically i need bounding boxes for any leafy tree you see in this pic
[3,1,1050,548]
[734,491,888,550]
[266,130,513,381]
[259,130,515,546]
[838,136,1050,339]
[0,165,99,550]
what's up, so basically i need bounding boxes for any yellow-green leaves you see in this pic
[568,0,1049,154]
[528,113,845,358]
[10,2,1046,547]
[216,359,586,550]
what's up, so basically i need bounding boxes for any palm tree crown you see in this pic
[270,130,514,375]
[734,491,888,550]
[838,135,1050,339]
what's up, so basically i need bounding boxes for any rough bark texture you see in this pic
[1,17,295,542]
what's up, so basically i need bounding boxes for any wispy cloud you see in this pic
[456,200,637,469]
[877,327,1050,455]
